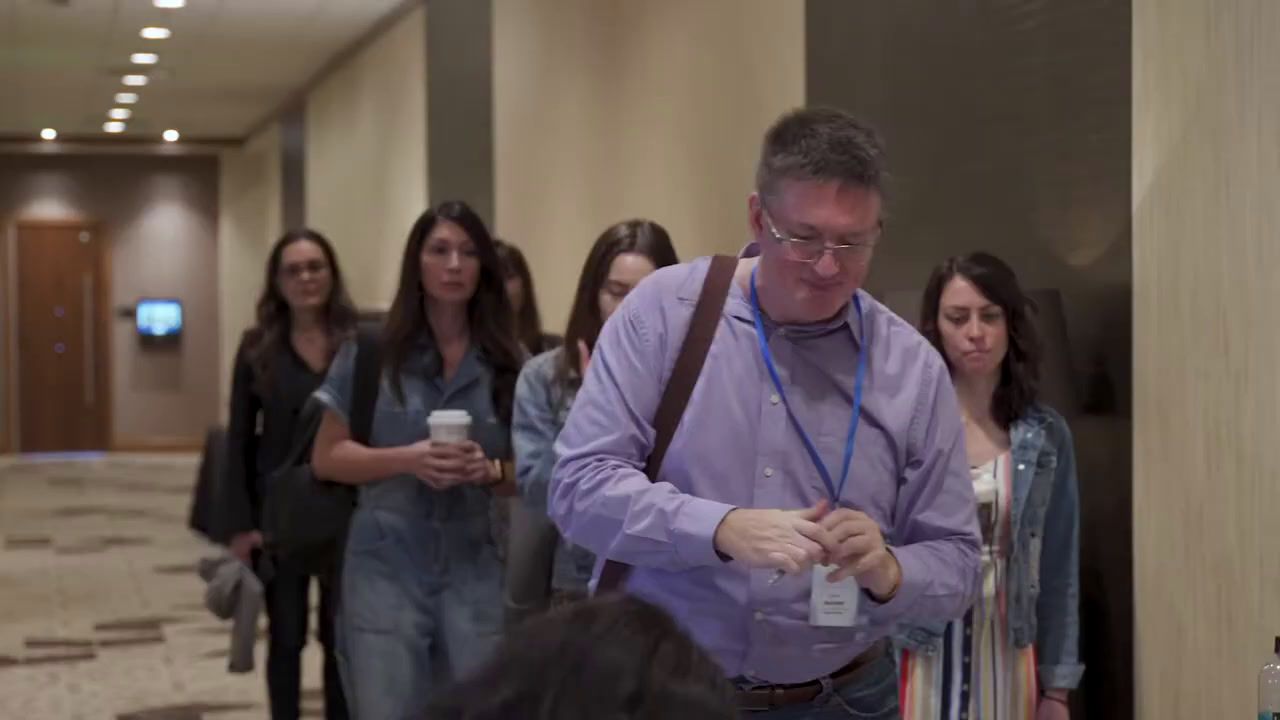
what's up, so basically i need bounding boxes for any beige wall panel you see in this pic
[1133,1,1280,716]
[306,4,428,311]
[217,125,282,419]
[493,0,805,330]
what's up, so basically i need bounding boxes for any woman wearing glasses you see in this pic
[512,219,678,604]
[224,228,357,720]
[310,201,523,718]
[898,253,1082,720]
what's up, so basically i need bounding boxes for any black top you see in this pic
[224,332,327,537]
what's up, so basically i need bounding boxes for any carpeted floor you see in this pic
[0,454,326,719]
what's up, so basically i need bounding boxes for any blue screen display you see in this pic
[136,298,183,337]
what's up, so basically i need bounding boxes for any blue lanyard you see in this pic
[750,266,868,504]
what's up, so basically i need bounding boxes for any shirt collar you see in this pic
[418,339,485,393]
[724,242,865,347]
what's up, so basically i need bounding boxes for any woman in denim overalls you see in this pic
[899,253,1083,720]
[311,201,523,719]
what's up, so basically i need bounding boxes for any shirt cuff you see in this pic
[861,544,926,621]
[1039,662,1085,691]
[671,497,736,568]
[311,388,349,426]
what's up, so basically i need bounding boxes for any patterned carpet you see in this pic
[0,454,325,720]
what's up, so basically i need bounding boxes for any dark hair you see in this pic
[426,595,736,720]
[558,219,678,384]
[494,239,550,355]
[244,228,358,394]
[920,252,1041,428]
[382,201,523,425]
[755,107,886,200]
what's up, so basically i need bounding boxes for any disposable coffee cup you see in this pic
[427,409,471,443]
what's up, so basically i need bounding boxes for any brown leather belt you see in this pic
[736,639,889,711]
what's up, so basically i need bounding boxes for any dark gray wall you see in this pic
[280,103,306,231]
[806,2,1132,717]
[426,0,494,226]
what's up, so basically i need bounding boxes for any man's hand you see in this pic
[820,507,901,600]
[713,500,832,573]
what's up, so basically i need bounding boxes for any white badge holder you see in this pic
[809,563,860,627]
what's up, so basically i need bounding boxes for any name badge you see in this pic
[809,564,860,627]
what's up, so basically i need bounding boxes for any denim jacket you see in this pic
[897,402,1084,690]
[511,347,597,592]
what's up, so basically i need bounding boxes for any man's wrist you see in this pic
[711,508,738,562]
[868,549,902,601]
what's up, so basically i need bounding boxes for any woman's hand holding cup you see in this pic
[416,409,490,489]
[414,440,469,490]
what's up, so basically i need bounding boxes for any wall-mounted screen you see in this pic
[135,298,183,338]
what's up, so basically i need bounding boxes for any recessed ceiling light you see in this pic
[115,92,139,104]
[140,27,172,40]
[122,75,149,86]
[163,129,180,143]
[153,0,185,7]
[108,108,132,121]
[40,128,58,141]
[103,121,127,134]
[131,53,159,65]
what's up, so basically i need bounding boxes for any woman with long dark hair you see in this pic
[224,228,356,720]
[511,219,678,601]
[899,252,1082,720]
[495,239,559,355]
[310,201,522,717]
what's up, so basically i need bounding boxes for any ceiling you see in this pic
[0,0,409,140]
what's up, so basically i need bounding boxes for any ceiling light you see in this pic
[153,0,186,7]
[40,128,57,141]
[163,129,180,143]
[115,92,139,104]
[108,108,132,121]
[122,75,149,86]
[140,27,171,40]
[131,53,159,65]
[103,121,127,134]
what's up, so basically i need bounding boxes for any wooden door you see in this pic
[15,222,110,452]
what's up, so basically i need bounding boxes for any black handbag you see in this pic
[261,330,381,575]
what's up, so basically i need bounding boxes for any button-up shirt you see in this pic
[550,252,980,683]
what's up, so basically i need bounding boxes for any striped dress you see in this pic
[899,452,1038,720]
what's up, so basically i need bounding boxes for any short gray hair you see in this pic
[755,107,886,200]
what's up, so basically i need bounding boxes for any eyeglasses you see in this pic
[280,259,329,280]
[762,210,882,264]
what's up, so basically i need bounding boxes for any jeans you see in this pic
[739,647,900,719]
[337,508,505,720]
[264,562,348,720]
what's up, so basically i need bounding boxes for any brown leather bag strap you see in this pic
[597,255,737,595]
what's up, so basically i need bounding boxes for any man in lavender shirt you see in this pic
[550,108,980,718]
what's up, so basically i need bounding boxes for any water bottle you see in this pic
[1260,636,1280,720]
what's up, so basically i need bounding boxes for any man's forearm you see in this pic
[550,457,735,571]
